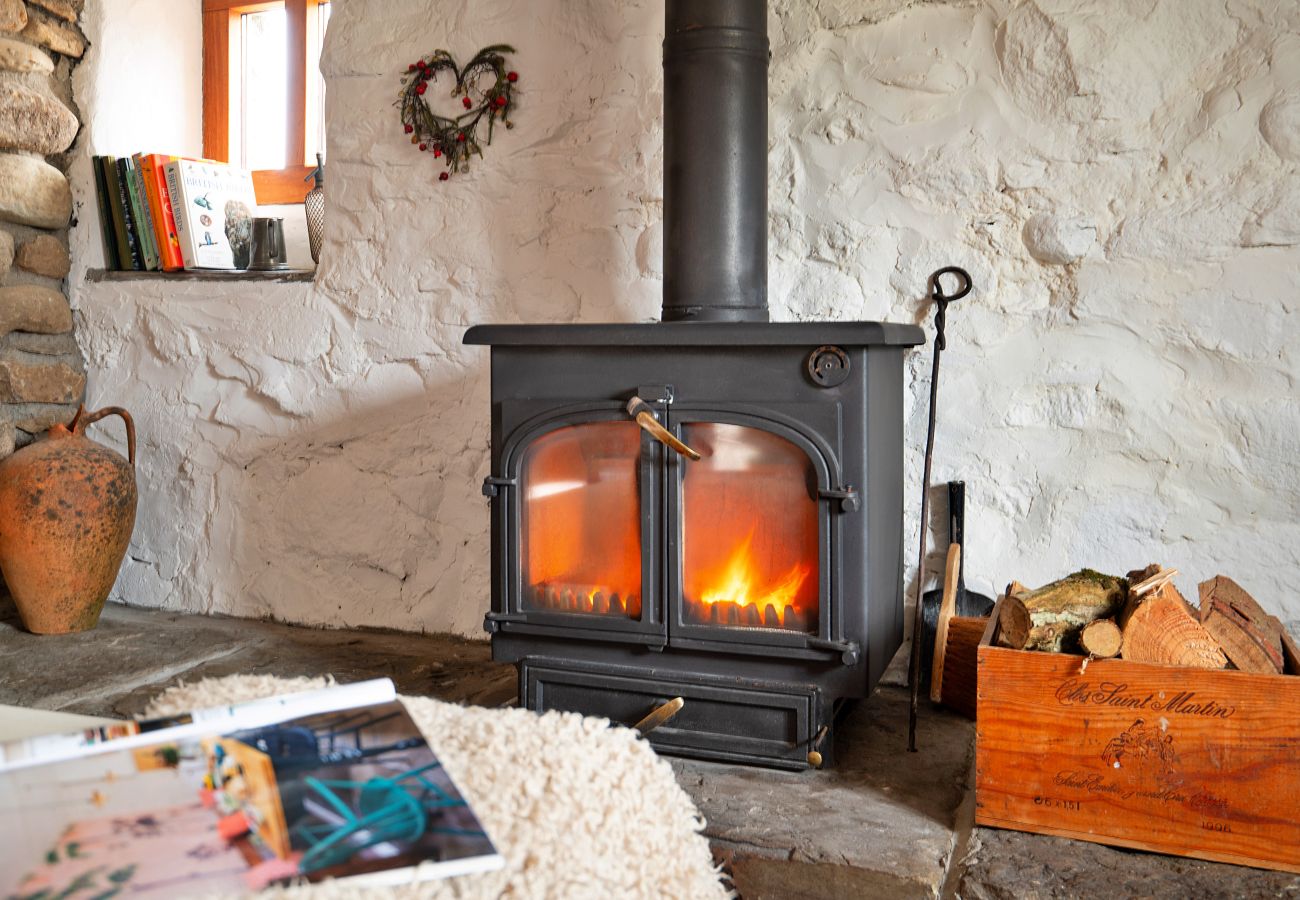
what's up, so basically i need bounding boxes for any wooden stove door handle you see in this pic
[626,397,701,461]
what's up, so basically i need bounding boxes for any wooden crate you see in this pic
[975,607,1300,873]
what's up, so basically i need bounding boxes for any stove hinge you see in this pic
[807,637,861,666]
[818,486,859,513]
[484,611,527,632]
[481,476,516,499]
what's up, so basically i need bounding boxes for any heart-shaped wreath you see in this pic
[397,44,518,181]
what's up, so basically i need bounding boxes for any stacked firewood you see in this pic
[996,566,1300,674]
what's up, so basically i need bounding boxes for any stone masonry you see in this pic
[0,1,84,458]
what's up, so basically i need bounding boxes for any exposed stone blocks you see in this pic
[0,81,78,154]
[15,232,69,277]
[0,0,84,461]
[0,0,26,34]
[0,154,71,228]
[20,8,81,57]
[0,284,73,336]
[0,351,83,402]
[0,34,50,72]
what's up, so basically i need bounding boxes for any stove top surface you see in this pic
[463,320,925,347]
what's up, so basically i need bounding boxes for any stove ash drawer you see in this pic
[521,662,820,770]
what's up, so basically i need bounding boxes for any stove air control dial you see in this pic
[807,346,850,387]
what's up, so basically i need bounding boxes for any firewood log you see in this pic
[1013,570,1127,653]
[1079,618,1122,658]
[995,591,1030,650]
[1119,569,1226,669]
[1198,576,1284,674]
[1198,576,1283,673]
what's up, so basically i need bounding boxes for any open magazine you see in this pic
[0,679,502,897]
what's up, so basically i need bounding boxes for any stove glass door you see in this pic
[679,422,820,633]
[519,421,644,620]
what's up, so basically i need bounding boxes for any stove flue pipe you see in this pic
[662,0,769,323]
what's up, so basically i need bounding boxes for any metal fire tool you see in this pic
[908,266,972,752]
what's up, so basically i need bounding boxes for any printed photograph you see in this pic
[2,702,496,898]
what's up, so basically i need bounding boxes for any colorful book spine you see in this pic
[123,157,159,271]
[138,153,184,271]
[162,160,195,269]
[108,158,142,270]
[90,156,120,270]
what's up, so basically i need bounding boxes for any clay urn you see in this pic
[0,406,137,634]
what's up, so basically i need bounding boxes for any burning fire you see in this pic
[698,532,809,610]
[689,530,813,630]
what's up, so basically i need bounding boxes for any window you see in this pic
[202,0,330,204]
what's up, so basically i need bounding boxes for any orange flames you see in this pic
[698,532,809,610]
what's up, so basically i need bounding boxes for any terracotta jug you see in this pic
[0,406,137,634]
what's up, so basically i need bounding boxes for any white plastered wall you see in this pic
[66,0,1300,635]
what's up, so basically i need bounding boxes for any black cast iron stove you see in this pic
[464,0,923,769]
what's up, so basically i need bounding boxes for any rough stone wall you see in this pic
[0,0,85,458]
[69,0,1300,634]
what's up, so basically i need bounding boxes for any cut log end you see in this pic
[1079,618,1122,659]
[1120,578,1227,670]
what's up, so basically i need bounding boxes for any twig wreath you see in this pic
[397,44,518,180]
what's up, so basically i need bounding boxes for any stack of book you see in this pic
[92,155,259,272]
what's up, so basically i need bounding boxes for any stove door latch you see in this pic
[481,476,515,499]
[818,486,860,513]
[807,637,861,666]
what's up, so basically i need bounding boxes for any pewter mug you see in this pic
[247,217,288,270]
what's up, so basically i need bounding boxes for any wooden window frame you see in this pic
[202,0,324,204]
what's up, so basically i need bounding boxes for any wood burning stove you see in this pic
[463,0,924,769]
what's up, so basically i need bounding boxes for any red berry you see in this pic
[507,71,519,82]
[403,123,413,134]
[495,95,507,108]
[434,148,442,157]
[408,63,417,72]
[419,143,427,151]
[462,96,472,109]
[457,132,466,142]
[439,172,449,181]
[418,59,427,69]
[415,82,427,95]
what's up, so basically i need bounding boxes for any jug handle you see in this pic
[70,406,137,467]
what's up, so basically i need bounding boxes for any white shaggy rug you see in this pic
[145,675,730,900]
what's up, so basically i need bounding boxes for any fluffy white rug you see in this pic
[144,675,729,900]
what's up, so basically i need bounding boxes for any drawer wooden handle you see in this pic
[806,725,830,768]
[635,697,685,735]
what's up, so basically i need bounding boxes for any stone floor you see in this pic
[2,599,1297,899]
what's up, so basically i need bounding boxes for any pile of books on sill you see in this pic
[91,155,265,273]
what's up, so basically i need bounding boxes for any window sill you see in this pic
[86,268,315,284]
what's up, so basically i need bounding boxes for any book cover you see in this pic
[163,159,257,269]
[0,680,503,895]
[107,157,142,271]
[89,156,120,270]
[122,156,159,271]
[138,153,184,272]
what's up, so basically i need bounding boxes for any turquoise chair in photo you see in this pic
[294,761,484,873]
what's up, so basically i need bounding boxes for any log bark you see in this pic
[995,592,1030,650]
[1119,571,1226,669]
[1079,618,1122,658]
[1014,569,1127,653]
[1198,576,1284,674]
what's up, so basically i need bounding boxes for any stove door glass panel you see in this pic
[520,422,643,619]
[681,422,819,632]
